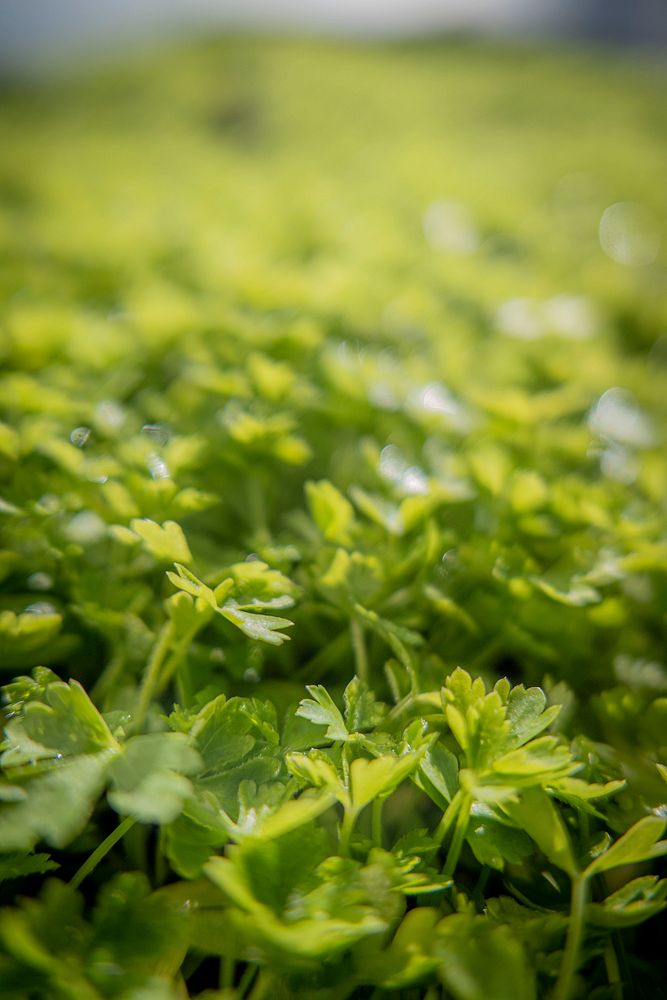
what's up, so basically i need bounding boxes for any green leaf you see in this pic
[221,560,297,611]
[166,563,217,608]
[0,853,59,883]
[165,811,228,879]
[130,518,193,564]
[296,685,348,741]
[0,610,63,667]
[503,787,577,877]
[350,486,403,535]
[90,872,187,988]
[218,602,293,645]
[306,479,356,546]
[350,753,423,811]
[286,752,346,803]
[442,669,508,770]
[587,876,667,928]
[2,679,117,765]
[532,576,601,607]
[547,776,625,815]
[415,743,460,809]
[204,840,389,963]
[505,686,560,749]
[188,694,279,772]
[107,732,202,824]
[165,590,207,635]
[585,816,667,877]
[0,751,115,850]
[254,792,336,840]
[492,736,576,783]
[376,907,441,988]
[343,677,386,732]
[435,914,536,1000]
[467,805,533,870]
[0,874,187,998]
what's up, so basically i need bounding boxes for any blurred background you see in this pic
[0,0,666,731]
[0,0,666,71]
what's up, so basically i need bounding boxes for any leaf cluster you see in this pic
[1,34,666,1000]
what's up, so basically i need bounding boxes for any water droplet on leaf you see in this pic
[141,423,170,447]
[599,202,660,266]
[423,200,479,255]
[588,388,654,448]
[24,601,57,616]
[70,426,91,447]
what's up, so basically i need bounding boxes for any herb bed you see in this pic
[0,36,666,1000]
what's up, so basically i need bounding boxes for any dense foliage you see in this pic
[0,36,666,1000]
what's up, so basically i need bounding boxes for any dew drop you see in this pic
[543,294,596,339]
[438,549,459,576]
[380,445,405,481]
[147,453,170,480]
[588,388,654,448]
[24,601,57,616]
[368,382,400,411]
[379,445,429,495]
[141,423,170,447]
[599,202,660,267]
[95,399,126,431]
[401,466,429,496]
[66,510,107,543]
[599,443,639,484]
[70,426,91,448]
[37,493,61,514]
[496,298,544,341]
[423,200,479,255]
[408,382,472,432]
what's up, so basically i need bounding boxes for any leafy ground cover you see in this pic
[0,35,666,1000]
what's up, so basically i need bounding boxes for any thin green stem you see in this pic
[341,741,352,787]
[604,940,623,1000]
[443,793,472,879]
[133,620,175,732]
[180,953,205,982]
[554,875,589,1000]
[379,691,439,729]
[69,816,136,890]
[247,475,269,541]
[433,789,463,846]
[220,956,235,990]
[248,970,275,1000]
[91,647,125,703]
[339,808,358,857]
[371,797,383,847]
[473,865,491,911]
[154,826,168,888]
[350,616,369,683]
[175,667,189,710]
[238,962,259,999]
[155,621,202,696]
